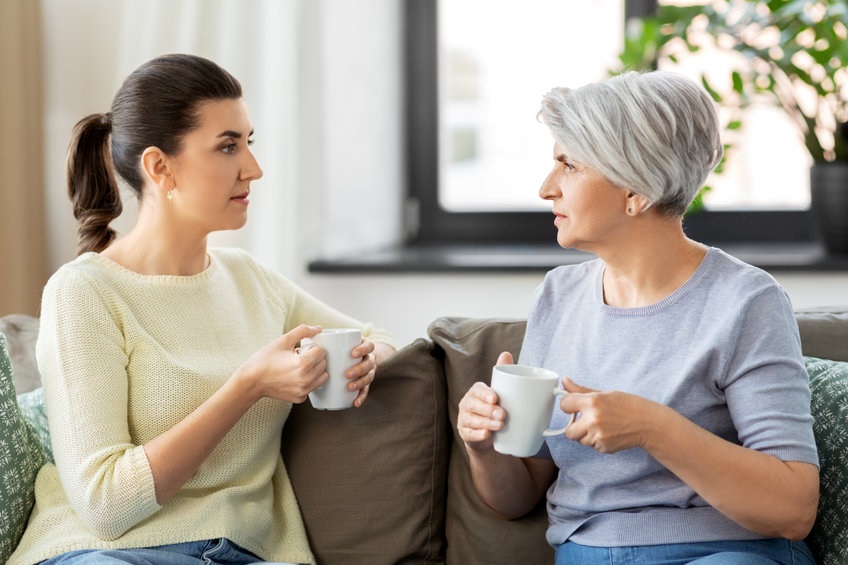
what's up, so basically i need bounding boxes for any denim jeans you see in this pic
[37,538,297,565]
[555,538,816,565]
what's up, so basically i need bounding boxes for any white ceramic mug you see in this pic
[490,364,575,457]
[302,329,362,410]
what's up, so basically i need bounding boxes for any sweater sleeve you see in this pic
[722,285,819,466]
[36,268,160,540]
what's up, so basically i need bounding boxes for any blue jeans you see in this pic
[555,538,816,565]
[37,538,297,564]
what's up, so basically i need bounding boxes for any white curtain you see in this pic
[0,0,47,317]
[40,0,301,276]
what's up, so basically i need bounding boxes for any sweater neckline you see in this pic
[595,247,716,317]
[80,251,217,283]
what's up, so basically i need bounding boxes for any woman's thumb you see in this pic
[496,351,514,366]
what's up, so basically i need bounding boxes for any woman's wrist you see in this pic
[638,400,679,453]
[229,362,264,406]
[373,341,396,365]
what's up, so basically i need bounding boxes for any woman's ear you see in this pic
[625,191,653,216]
[140,146,174,194]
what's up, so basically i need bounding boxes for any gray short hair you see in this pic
[538,70,723,217]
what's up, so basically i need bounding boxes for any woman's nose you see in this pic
[539,169,559,200]
[242,150,264,181]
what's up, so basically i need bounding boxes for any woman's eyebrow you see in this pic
[217,129,255,138]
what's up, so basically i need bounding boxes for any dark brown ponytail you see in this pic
[66,112,122,255]
[66,54,243,255]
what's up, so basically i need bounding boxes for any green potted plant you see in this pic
[616,0,848,254]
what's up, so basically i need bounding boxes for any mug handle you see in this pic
[542,387,577,437]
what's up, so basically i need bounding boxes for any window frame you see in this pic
[403,0,818,247]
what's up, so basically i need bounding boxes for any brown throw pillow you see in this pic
[429,317,554,565]
[281,338,450,565]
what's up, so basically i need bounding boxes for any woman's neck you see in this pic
[101,234,210,276]
[597,220,707,308]
[100,206,210,276]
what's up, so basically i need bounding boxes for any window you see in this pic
[436,0,625,213]
[404,0,817,247]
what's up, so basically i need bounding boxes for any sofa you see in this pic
[2,310,847,565]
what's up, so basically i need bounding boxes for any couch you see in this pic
[2,310,847,564]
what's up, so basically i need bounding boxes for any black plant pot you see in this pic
[810,162,848,256]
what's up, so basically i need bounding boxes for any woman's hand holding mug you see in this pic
[234,324,328,405]
[458,352,576,458]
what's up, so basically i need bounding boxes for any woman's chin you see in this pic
[215,218,248,233]
[228,214,249,231]
[555,233,573,249]
[555,235,591,254]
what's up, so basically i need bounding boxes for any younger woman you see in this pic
[10,54,395,565]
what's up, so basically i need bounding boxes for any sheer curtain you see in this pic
[0,0,47,317]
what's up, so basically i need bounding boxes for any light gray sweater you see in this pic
[519,247,818,548]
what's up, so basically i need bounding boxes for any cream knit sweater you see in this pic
[9,248,395,565]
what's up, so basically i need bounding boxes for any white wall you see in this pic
[41,0,848,348]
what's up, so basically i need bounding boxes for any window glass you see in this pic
[437,0,809,213]
[438,0,625,212]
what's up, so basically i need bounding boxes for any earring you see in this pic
[167,189,174,202]
[627,208,633,214]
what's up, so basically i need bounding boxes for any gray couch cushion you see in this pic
[796,307,848,362]
[0,314,40,394]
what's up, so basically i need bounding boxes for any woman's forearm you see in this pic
[467,449,556,519]
[644,404,819,540]
[143,373,258,505]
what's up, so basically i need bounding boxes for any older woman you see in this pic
[457,70,819,564]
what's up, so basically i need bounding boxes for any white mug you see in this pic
[302,329,362,410]
[490,364,575,457]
